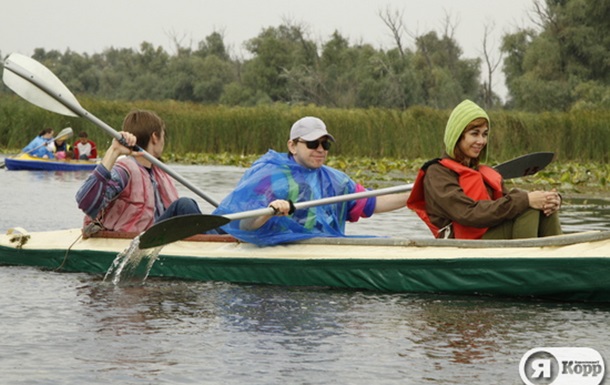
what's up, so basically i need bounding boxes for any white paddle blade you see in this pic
[2,53,79,117]
[55,127,74,141]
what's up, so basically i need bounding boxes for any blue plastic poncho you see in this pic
[212,150,376,246]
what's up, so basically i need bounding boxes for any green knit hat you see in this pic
[444,99,490,159]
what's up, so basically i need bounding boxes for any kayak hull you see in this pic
[3,154,97,171]
[1,228,609,302]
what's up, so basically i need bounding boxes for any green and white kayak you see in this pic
[1,228,609,303]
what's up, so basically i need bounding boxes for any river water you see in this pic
[1,162,609,385]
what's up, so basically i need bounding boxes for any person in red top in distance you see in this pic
[73,131,98,160]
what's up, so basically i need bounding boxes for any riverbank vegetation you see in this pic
[1,96,608,195]
[1,1,608,112]
[1,96,608,162]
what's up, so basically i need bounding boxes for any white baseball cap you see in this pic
[289,116,336,142]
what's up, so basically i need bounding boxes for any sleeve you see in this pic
[75,163,130,219]
[346,183,376,222]
[21,138,39,153]
[89,141,98,159]
[73,143,80,159]
[423,164,529,228]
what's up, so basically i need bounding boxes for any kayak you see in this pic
[3,153,97,171]
[1,228,609,302]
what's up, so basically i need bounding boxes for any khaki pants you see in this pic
[482,208,562,240]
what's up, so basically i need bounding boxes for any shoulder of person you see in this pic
[426,161,455,176]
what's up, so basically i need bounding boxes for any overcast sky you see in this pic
[1,0,537,100]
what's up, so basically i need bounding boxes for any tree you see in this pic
[378,6,407,59]
[378,8,481,109]
[194,31,231,61]
[480,23,503,108]
[501,0,610,110]
[192,55,235,103]
[412,31,480,108]
[242,23,318,103]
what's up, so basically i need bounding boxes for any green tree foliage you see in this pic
[413,31,480,108]
[0,23,483,110]
[195,32,231,61]
[501,0,610,111]
[241,24,319,104]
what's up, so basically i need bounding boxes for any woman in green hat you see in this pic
[407,99,562,239]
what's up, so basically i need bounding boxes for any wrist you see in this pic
[101,147,123,169]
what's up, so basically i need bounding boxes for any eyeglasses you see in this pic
[298,139,331,151]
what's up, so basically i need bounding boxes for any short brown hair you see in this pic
[122,110,166,149]
[38,127,53,136]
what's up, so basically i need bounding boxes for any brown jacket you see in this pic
[423,162,529,232]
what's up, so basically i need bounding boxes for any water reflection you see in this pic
[73,280,223,382]
[561,198,610,232]
[409,299,503,365]
[374,294,610,383]
[79,280,219,330]
[2,265,610,385]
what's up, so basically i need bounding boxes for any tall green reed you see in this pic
[1,95,608,164]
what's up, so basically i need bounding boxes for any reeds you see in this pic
[1,95,608,163]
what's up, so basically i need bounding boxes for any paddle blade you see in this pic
[3,53,79,117]
[55,127,74,141]
[494,152,554,179]
[139,214,231,249]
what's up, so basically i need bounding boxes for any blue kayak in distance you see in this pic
[3,154,97,171]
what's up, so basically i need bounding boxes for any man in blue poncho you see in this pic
[212,116,409,246]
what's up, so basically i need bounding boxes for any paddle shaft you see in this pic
[138,184,413,248]
[224,184,413,222]
[4,58,220,208]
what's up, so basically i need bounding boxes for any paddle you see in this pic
[139,151,555,248]
[493,151,554,179]
[2,53,219,207]
[0,127,74,168]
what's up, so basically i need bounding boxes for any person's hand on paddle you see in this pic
[110,131,141,156]
[269,199,293,216]
[238,199,294,231]
[101,131,141,170]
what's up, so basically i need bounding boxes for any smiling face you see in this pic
[456,119,489,165]
[287,136,331,169]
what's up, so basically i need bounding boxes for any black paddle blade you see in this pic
[494,152,554,179]
[139,214,230,249]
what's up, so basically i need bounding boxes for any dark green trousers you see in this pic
[482,209,563,240]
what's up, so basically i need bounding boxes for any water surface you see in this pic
[0,163,609,385]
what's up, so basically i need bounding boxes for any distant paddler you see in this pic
[21,128,56,159]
